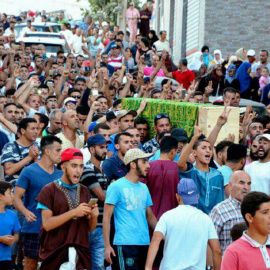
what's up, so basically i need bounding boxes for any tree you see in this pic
[78,0,140,25]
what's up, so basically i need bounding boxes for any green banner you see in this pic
[122,98,202,137]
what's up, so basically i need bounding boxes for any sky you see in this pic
[0,0,90,19]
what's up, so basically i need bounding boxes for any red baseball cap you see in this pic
[57,148,83,169]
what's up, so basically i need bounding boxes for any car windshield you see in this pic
[15,24,61,35]
[24,43,65,53]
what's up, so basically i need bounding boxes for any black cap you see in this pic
[106,111,117,121]
[171,128,188,142]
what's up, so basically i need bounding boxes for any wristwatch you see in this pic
[206,267,214,270]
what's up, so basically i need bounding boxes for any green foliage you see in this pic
[78,0,141,24]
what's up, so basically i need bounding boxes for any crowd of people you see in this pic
[0,2,270,270]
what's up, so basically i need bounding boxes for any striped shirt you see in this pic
[209,196,244,254]
[80,161,109,226]
[108,55,124,69]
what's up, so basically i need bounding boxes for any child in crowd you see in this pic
[0,181,21,270]
[259,66,270,89]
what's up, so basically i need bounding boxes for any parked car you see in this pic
[15,22,61,37]
[22,32,65,39]
[16,37,70,57]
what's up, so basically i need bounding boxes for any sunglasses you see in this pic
[71,95,81,99]
[47,100,58,104]
[155,113,169,120]
[70,70,77,74]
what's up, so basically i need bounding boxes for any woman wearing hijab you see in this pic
[235,48,247,62]
[250,64,263,101]
[189,51,207,84]
[198,64,225,96]
[211,50,224,64]
[148,30,159,47]
[126,2,140,44]
[236,62,252,98]
[224,64,240,90]
[140,3,152,37]
[201,45,213,67]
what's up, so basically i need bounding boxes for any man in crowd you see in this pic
[245,134,270,194]
[221,192,270,269]
[56,110,84,151]
[143,113,171,153]
[102,132,132,182]
[36,148,99,269]
[103,148,157,269]
[42,109,63,137]
[1,118,39,183]
[81,134,110,270]
[0,103,17,142]
[14,136,63,270]
[210,171,251,254]
[214,141,233,169]
[218,144,247,196]
[134,117,150,145]
[145,178,221,270]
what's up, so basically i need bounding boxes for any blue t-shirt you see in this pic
[149,149,179,162]
[218,165,233,187]
[178,163,224,214]
[0,209,21,261]
[16,163,63,233]
[105,177,153,245]
[107,133,143,154]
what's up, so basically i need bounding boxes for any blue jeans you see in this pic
[89,227,105,270]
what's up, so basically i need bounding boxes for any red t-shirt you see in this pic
[142,160,180,220]
[172,69,195,90]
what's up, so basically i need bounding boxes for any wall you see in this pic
[204,0,270,57]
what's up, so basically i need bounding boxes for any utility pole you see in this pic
[117,0,127,35]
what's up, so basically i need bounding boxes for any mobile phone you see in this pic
[88,198,98,207]
[92,90,98,96]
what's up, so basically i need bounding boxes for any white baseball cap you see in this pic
[247,50,256,57]
[256,134,270,141]
[123,149,153,165]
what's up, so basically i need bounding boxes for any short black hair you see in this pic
[114,132,132,145]
[224,87,236,96]
[252,116,265,127]
[68,88,81,96]
[241,191,270,227]
[76,105,89,116]
[201,45,209,53]
[261,49,269,56]
[0,181,13,195]
[18,118,37,133]
[135,117,149,127]
[158,131,171,141]
[113,99,122,108]
[179,58,188,67]
[96,95,107,101]
[160,136,178,154]
[5,88,16,96]
[193,139,210,150]
[231,222,247,241]
[227,144,247,163]
[40,135,62,155]
[154,114,170,126]
[117,31,124,36]
[94,123,110,134]
[75,77,86,84]
[3,102,16,111]
[34,113,49,130]
[194,91,203,97]
[76,54,84,60]
[215,140,233,155]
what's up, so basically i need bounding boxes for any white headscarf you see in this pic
[213,49,224,64]
[189,51,203,71]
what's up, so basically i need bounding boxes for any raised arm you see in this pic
[17,81,36,115]
[207,106,231,147]
[178,126,202,171]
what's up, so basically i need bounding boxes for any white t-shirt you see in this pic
[245,160,270,194]
[20,26,31,37]
[81,146,91,166]
[153,40,171,53]
[27,107,48,118]
[70,35,86,54]
[60,29,73,44]
[155,205,218,270]
[251,62,270,73]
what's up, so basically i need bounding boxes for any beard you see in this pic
[258,149,269,160]
[136,165,147,178]
[250,150,259,161]
[64,168,73,184]
[94,152,106,161]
